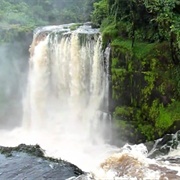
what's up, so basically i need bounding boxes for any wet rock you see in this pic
[144,141,155,152]
[149,164,180,180]
[148,131,180,158]
[160,156,180,164]
[0,144,84,180]
[156,134,173,147]
[0,144,44,157]
[176,130,180,141]
[68,173,94,180]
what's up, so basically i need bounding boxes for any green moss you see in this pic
[109,38,180,141]
[102,22,118,46]
[70,23,83,31]
[141,71,157,99]
[111,68,127,100]
[172,65,180,98]
[101,16,179,142]
[96,0,180,142]
[135,100,180,140]
[111,58,119,68]
[133,43,155,59]
[111,38,132,51]
[156,105,172,136]
[138,124,155,141]
[156,101,180,136]
[113,106,133,120]
[111,38,156,59]
[111,68,127,76]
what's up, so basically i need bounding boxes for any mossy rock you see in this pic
[70,23,83,31]
[0,144,44,158]
[110,38,180,142]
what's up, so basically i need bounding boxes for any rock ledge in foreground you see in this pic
[0,144,84,180]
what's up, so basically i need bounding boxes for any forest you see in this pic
[91,0,180,142]
[0,0,95,42]
[0,0,180,142]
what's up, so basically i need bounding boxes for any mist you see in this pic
[0,40,30,128]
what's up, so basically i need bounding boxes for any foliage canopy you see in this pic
[0,0,95,42]
[92,0,180,141]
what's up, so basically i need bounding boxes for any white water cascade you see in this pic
[21,24,112,171]
[0,24,180,179]
[24,25,108,136]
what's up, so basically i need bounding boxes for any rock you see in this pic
[160,157,180,164]
[0,144,84,180]
[0,144,44,157]
[157,134,173,147]
[144,141,155,152]
[147,131,180,158]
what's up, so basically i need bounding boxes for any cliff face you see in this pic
[109,39,180,142]
[91,0,180,143]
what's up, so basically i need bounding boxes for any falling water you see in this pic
[21,24,112,171]
[24,24,108,137]
[0,24,180,179]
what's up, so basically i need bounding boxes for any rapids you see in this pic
[0,23,179,180]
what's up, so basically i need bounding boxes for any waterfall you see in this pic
[21,24,111,168]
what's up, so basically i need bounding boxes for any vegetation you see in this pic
[92,0,180,141]
[0,0,95,43]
